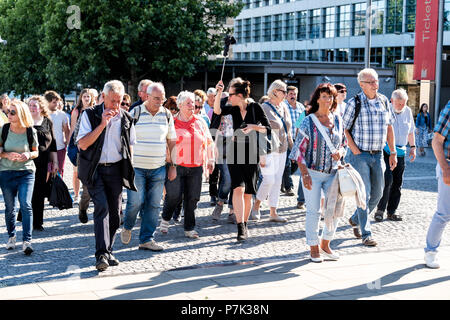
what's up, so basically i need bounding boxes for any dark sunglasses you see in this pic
[121,102,130,107]
[338,89,347,93]
[195,106,203,109]
[8,110,17,116]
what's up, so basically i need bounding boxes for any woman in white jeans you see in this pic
[289,83,346,263]
[251,80,293,222]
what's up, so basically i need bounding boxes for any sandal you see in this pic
[159,219,170,234]
[374,210,384,222]
[387,214,403,221]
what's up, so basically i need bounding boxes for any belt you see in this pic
[361,150,382,154]
[98,161,121,167]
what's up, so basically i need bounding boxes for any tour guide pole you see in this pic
[220,35,236,82]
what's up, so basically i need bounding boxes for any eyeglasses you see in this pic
[150,96,166,103]
[361,80,378,85]
[195,106,203,109]
[9,109,17,116]
[338,89,347,93]
[121,102,130,107]
[277,89,287,94]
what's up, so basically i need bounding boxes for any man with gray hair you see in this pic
[77,80,137,271]
[121,82,177,252]
[129,79,153,111]
[204,87,217,119]
[374,88,416,222]
[343,68,397,247]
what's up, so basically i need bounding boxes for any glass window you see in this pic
[405,46,414,60]
[445,0,450,31]
[386,0,403,33]
[253,17,261,42]
[273,51,282,60]
[262,51,271,60]
[338,5,351,37]
[370,47,383,66]
[351,48,365,62]
[253,0,261,8]
[405,0,416,32]
[284,13,295,40]
[308,49,320,61]
[371,0,384,34]
[296,11,307,40]
[243,52,250,60]
[252,52,261,60]
[244,0,251,9]
[244,18,252,43]
[386,47,401,68]
[323,7,335,38]
[295,50,306,61]
[284,51,293,60]
[274,0,280,4]
[321,49,334,62]
[309,9,321,39]
[235,20,243,44]
[336,49,349,62]
[353,2,366,36]
[263,16,271,41]
[263,0,270,6]
[235,52,242,60]
[273,14,282,41]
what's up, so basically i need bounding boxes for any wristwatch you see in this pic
[168,162,177,167]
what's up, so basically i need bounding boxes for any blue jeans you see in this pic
[303,169,338,246]
[297,176,305,203]
[217,163,231,203]
[425,162,450,253]
[0,170,35,241]
[124,166,166,244]
[347,151,385,240]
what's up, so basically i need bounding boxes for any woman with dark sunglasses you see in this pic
[120,94,132,111]
[334,83,347,117]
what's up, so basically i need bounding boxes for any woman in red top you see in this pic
[160,91,215,239]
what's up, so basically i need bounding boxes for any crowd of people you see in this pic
[0,67,449,272]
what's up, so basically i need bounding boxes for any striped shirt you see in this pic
[342,92,395,152]
[434,101,450,160]
[129,104,176,170]
[285,100,305,139]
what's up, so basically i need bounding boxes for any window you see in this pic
[351,48,365,62]
[445,0,450,31]
[253,0,261,8]
[252,52,261,60]
[243,52,250,60]
[386,47,401,68]
[309,9,321,39]
[274,0,280,4]
[273,14,282,41]
[295,50,306,61]
[405,0,416,32]
[243,0,251,9]
[263,16,271,41]
[371,0,384,34]
[336,49,349,62]
[370,47,383,66]
[253,17,261,42]
[272,51,282,60]
[321,49,334,62]
[308,49,320,61]
[235,52,242,60]
[262,51,271,60]
[323,7,335,38]
[244,18,252,43]
[263,0,270,6]
[386,0,403,33]
[337,5,351,37]
[283,51,293,60]
[296,11,307,40]
[353,2,366,36]
[405,46,414,60]
[235,20,243,44]
[284,13,294,40]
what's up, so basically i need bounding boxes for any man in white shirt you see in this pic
[45,91,70,177]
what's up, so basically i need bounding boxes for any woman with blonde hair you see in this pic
[0,99,39,255]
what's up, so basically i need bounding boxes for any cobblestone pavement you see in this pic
[0,147,448,288]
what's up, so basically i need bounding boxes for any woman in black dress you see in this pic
[214,79,271,241]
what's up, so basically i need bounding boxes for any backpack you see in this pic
[0,123,34,151]
[349,94,389,136]
[132,104,171,125]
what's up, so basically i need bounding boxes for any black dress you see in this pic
[219,102,271,194]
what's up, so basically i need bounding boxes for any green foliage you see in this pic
[0,0,243,96]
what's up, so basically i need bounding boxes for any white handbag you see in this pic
[310,114,357,197]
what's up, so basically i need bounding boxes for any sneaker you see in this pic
[269,215,288,223]
[184,230,199,239]
[387,213,403,221]
[285,188,295,196]
[227,213,236,224]
[139,240,164,251]
[211,204,224,221]
[159,219,170,234]
[96,255,109,271]
[424,251,440,269]
[349,217,362,239]
[121,228,132,245]
[297,202,306,210]
[249,209,261,221]
[107,253,120,266]
[23,241,33,255]
[78,209,88,224]
[362,237,377,247]
[73,196,79,204]
[6,236,16,250]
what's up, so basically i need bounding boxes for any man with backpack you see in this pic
[342,68,397,247]
[120,82,177,252]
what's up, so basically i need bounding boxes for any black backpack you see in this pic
[0,123,34,151]
[349,94,389,137]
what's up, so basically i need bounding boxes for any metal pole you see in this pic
[434,0,445,125]
[364,0,372,68]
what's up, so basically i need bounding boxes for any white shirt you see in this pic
[49,110,69,150]
[76,108,136,164]
[336,102,347,117]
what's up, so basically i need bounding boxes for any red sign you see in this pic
[413,0,440,80]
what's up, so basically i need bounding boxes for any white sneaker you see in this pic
[121,228,132,245]
[249,209,260,221]
[139,240,164,251]
[23,241,33,255]
[73,196,79,204]
[425,251,440,269]
[319,248,340,261]
[6,236,16,250]
[184,230,199,239]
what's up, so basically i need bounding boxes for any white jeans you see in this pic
[256,152,287,208]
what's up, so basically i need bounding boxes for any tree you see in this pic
[0,0,243,98]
